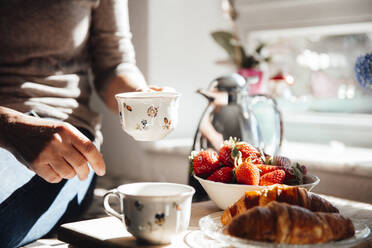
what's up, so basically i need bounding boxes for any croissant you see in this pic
[221,185,339,226]
[227,201,355,244]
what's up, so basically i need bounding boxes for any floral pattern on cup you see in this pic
[136,119,150,130]
[147,105,159,118]
[134,200,144,211]
[116,92,180,141]
[155,213,165,226]
[162,117,172,130]
[173,202,181,211]
[123,102,132,112]
[119,111,123,122]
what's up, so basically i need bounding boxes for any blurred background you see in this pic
[92,0,372,203]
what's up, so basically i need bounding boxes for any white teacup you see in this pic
[103,182,195,244]
[115,92,180,141]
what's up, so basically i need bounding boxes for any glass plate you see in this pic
[199,211,371,248]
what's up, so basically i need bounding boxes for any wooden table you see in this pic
[57,195,372,247]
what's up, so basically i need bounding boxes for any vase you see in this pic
[238,68,263,95]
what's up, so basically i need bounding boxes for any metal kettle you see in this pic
[192,73,283,155]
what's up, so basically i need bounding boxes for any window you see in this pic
[233,0,372,146]
[247,23,372,113]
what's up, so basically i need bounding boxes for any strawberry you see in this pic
[232,142,263,165]
[190,150,220,178]
[259,169,285,186]
[265,155,291,167]
[256,164,277,175]
[300,164,307,176]
[207,167,233,183]
[234,160,260,185]
[219,138,263,167]
[219,143,233,167]
[279,163,307,185]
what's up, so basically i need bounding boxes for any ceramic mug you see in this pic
[103,182,195,244]
[115,92,181,141]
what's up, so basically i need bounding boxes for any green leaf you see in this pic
[189,159,194,175]
[292,164,303,185]
[255,43,265,54]
[241,54,259,69]
[211,31,245,67]
[265,155,274,165]
[188,151,198,175]
[231,146,239,158]
[232,168,237,183]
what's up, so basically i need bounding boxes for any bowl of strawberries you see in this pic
[190,138,320,210]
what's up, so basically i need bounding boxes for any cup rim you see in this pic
[116,182,195,199]
[115,92,181,100]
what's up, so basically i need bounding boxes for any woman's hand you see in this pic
[136,85,177,93]
[0,107,106,183]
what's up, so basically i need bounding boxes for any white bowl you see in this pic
[194,174,320,210]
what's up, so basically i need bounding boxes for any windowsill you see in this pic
[282,110,372,128]
[282,111,372,148]
[281,141,372,178]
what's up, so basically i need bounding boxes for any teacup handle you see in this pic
[103,189,123,220]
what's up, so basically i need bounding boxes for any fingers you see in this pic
[148,85,162,91]
[136,85,177,92]
[136,86,152,92]
[30,122,105,183]
[33,144,90,182]
[136,86,158,92]
[152,86,177,92]
[66,125,106,176]
[32,163,62,183]
[62,146,89,180]
[50,157,77,179]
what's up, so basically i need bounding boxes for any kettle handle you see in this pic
[249,94,283,155]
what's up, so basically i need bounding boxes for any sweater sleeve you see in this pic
[89,0,140,99]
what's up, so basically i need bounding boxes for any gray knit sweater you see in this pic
[0,0,139,144]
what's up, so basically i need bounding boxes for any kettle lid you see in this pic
[213,73,246,91]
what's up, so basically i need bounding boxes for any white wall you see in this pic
[146,0,233,139]
[91,0,234,180]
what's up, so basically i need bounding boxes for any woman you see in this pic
[0,0,152,246]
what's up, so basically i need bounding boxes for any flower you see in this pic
[147,105,158,117]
